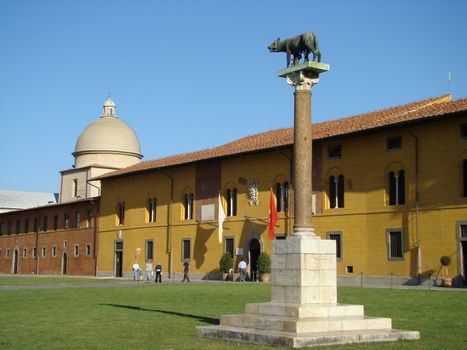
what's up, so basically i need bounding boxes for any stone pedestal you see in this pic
[197,59,419,347]
[197,235,419,347]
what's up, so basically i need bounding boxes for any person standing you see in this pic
[181,260,190,282]
[132,262,140,281]
[238,258,247,282]
[146,262,153,281]
[155,262,162,283]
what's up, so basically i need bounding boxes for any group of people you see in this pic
[131,260,190,283]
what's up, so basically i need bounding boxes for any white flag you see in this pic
[218,192,226,243]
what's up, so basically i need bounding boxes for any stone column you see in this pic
[280,64,326,236]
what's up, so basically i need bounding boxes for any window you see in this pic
[118,202,125,225]
[7,221,12,235]
[460,124,467,139]
[33,217,39,233]
[53,215,58,231]
[226,189,237,217]
[387,136,402,151]
[145,240,154,260]
[0,249,2,257]
[23,248,27,258]
[6,249,10,258]
[15,220,20,234]
[42,216,48,232]
[86,209,93,228]
[329,175,345,208]
[73,178,78,198]
[75,211,80,228]
[63,240,67,248]
[184,193,193,220]
[0,222,3,235]
[24,219,29,234]
[225,238,234,258]
[41,246,46,257]
[148,198,157,223]
[86,244,91,256]
[32,248,36,258]
[328,232,343,259]
[275,182,289,212]
[328,145,342,160]
[387,230,404,260]
[52,246,57,257]
[182,239,191,260]
[74,245,79,257]
[389,170,405,205]
[64,213,69,229]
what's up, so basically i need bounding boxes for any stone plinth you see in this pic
[196,236,420,348]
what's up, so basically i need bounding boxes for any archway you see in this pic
[12,249,18,274]
[62,252,68,275]
[249,239,261,282]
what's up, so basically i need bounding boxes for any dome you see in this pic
[73,98,143,168]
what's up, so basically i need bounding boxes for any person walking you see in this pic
[155,262,162,283]
[146,262,153,281]
[238,258,247,282]
[181,259,190,282]
[132,262,140,281]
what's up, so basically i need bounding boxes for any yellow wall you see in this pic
[97,114,467,280]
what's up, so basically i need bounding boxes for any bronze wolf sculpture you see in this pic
[268,32,321,67]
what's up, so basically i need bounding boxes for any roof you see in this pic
[0,190,58,212]
[98,95,467,180]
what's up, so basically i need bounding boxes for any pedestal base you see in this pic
[197,235,420,347]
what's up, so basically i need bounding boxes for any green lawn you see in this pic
[0,275,117,286]
[0,281,466,349]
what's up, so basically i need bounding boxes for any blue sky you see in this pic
[1,0,466,193]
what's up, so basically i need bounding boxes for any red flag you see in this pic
[269,188,277,240]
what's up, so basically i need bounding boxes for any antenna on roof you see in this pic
[447,72,452,97]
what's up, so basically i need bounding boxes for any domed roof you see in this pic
[74,98,142,157]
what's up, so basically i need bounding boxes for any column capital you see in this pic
[278,61,329,90]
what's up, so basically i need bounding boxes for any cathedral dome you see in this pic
[73,98,143,168]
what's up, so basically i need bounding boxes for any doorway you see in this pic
[249,239,261,282]
[62,252,68,275]
[462,241,467,283]
[115,241,123,277]
[12,249,18,274]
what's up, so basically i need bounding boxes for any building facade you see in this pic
[0,199,99,275]
[95,95,467,286]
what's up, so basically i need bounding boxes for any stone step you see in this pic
[245,302,364,318]
[197,324,420,348]
[220,313,392,334]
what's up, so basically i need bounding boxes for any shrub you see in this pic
[219,253,233,273]
[257,252,271,274]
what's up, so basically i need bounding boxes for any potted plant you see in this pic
[440,255,452,287]
[257,252,271,282]
[219,253,233,281]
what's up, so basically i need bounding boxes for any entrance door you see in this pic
[462,241,467,283]
[115,241,123,277]
[62,253,68,275]
[12,250,18,274]
[249,239,261,282]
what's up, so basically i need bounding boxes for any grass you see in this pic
[0,275,116,286]
[0,279,466,349]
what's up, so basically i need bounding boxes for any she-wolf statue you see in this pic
[268,32,321,67]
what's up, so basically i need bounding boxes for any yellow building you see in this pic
[96,95,467,286]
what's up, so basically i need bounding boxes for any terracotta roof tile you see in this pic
[98,95,467,180]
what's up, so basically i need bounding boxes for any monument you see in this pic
[197,33,420,347]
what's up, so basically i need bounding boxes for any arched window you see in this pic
[388,170,405,205]
[184,193,193,220]
[148,198,157,223]
[226,189,237,217]
[329,175,344,208]
[118,202,125,225]
[275,182,289,212]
